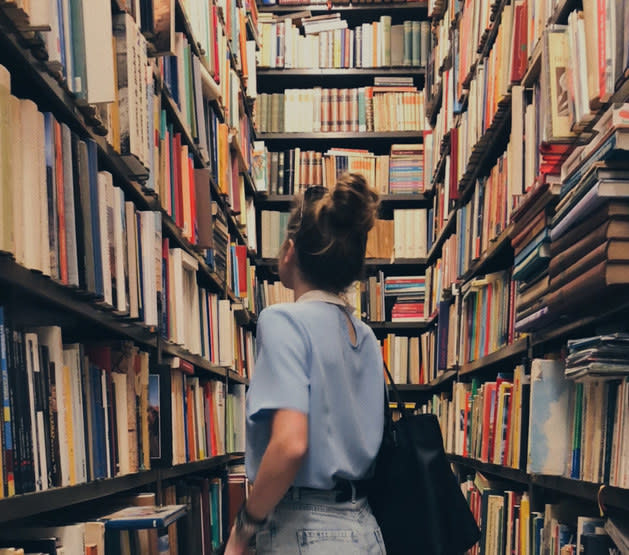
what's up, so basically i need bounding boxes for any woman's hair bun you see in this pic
[325,173,379,234]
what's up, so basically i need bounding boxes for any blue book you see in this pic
[69,0,86,97]
[527,359,572,475]
[0,307,14,497]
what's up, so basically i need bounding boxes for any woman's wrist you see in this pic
[233,504,268,542]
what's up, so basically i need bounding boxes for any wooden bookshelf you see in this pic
[257,193,431,207]
[426,209,457,264]
[459,223,514,283]
[258,2,428,12]
[448,455,629,512]
[0,454,239,524]
[448,455,530,485]
[257,68,426,79]
[258,131,424,141]
[161,342,228,379]
[227,370,249,385]
[459,338,528,376]
[0,256,158,345]
[368,320,431,332]
[365,258,428,269]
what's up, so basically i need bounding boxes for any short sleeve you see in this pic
[247,307,311,420]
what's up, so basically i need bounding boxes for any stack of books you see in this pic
[385,275,426,322]
[545,106,629,317]
[565,333,629,381]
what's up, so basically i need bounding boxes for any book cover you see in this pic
[101,504,187,530]
[527,359,572,475]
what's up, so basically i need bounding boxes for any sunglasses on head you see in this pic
[298,185,328,224]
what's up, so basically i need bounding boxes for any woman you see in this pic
[224,173,386,554]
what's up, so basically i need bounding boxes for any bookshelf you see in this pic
[258,2,428,12]
[252,0,438,393]
[0,0,255,546]
[422,0,629,552]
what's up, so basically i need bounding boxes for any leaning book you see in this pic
[100,504,187,529]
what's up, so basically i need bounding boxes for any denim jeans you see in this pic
[255,489,386,554]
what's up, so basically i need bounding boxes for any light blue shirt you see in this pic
[245,291,384,489]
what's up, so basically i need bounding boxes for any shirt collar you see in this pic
[296,289,348,307]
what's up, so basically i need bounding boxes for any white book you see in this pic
[35,108,50,276]
[212,380,226,455]
[44,0,62,64]
[201,292,210,360]
[193,377,206,459]
[125,201,139,319]
[168,248,183,344]
[97,172,113,306]
[9,96,23,265]
[82,0,115,104]
[218,299,234,368]
[112,186,128,314]
[511,85,525,207]
[112,371,130,475]
[139,211,160,328]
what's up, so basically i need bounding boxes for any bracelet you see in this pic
[234,505,268,540]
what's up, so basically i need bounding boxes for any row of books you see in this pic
[0,483,229,554]
[356,273,426,324]
[0,317,152,497]
[460,270,516,364]
[255,86,426,133]
[0,82,167,327]
[429,357,628,490]
[258,14,429,69]
[27,2,256,223]
[366,209,429,261]
[435,152,513,282]
[463,478,624,555]
[253,142,427,196]
[163,249,254,376]
[168,370,245,465]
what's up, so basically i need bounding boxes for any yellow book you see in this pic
[520,492,531,555]
[62,364,77,485]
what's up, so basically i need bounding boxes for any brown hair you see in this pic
[286,173,379,293]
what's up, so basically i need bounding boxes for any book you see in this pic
[527,359,572,475]
[100,505,188,530]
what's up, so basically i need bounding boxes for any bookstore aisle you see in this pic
[0,0,628,553]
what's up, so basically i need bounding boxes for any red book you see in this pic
[204,381,217,456]
[235,245,248,298]
[481,382,497,462]
[174,134,183,229]
[188,155,196,243]
[212,6,220,81]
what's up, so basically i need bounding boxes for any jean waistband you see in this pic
[286,479,369,503]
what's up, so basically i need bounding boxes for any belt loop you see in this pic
[291,486,300,501]
[350,481,357,504]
